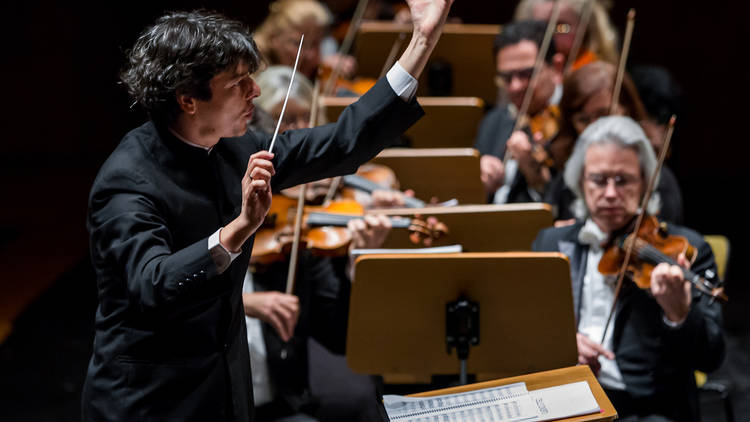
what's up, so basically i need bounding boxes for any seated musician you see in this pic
[540,61,684,224]
[245,64,405,421]
[254,0,357,90]
[475,19,564,203]
[513,0,619,71]
[532,116,725,421]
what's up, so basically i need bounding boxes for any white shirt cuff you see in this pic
[386,61,418,102]
[208,228,242,270]
[662,314,685,329]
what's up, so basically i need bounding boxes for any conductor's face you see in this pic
[192,61,261,139]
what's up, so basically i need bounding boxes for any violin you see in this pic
[317,63,377,96]
[251,194,448,266]
[280,164,424,207]
[516,104,562,171]
[598,214,727,302]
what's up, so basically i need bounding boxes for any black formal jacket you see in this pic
[532,221,725,421]
[83,78,423,422]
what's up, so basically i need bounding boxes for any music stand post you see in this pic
[445,296,479,385]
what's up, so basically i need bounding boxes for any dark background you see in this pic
[1,1,748,420]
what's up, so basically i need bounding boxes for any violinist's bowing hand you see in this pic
[576,332,615,376]
[480,154,505,194]
[506,130,532,161]
[348,214,392,249]
[221,151,275,253]
[243,291,299,342]
[322,53,357,79]
[651,253,692,325]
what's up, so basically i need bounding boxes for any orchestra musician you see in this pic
[532,116,724,422]
[540,61,684,224]
[83,0,454,419]
[474,19,564,203]
[513,0,619,71]
[254,0,358,83]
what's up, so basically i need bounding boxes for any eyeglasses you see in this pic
[495,67,535,86]
[585,173,640,189]
[555,23,572,35]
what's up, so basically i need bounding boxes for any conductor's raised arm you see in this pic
[398,0,455,79]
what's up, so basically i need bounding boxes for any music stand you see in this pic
[354,22,500,105]
[321,96,485,148]
[347,252,578,384]
[376,203,554,251]
[370,148,485,205]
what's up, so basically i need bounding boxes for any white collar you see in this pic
[578,218,609,249]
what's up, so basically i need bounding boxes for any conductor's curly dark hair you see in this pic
[121,10,262,125]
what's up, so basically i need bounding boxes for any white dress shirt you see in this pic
[577,219,626,390]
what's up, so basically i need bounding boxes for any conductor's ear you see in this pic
[176,92,197,115]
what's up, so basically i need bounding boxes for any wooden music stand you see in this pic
[408,365,618,422]
[369,148,485,205]
[354,22,500,105]
[375,203,554,251]
[321,96,485,148]
[347,252,578,383]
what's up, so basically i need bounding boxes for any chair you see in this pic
[697,235,734,422]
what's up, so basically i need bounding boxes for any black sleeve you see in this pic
[662,228,725,372]
[88,186,222,312]
[474,106,515,158]
[262,77,424,191]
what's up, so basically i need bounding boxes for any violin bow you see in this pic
[609,9,635,115]
[600,115,676,344]
[318,0,370,201]
[504,0,562,163]
[562,0,594,77]
[322,0,370,96]
[285,80,321,295]
[269,35,305,154]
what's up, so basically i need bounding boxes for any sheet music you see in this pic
[383,382,538,422]
[529,381,600,421]
[383,380,601,422]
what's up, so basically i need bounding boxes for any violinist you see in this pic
[543,61,684,224]
[254,0,358,84]
[532,116,724,422]
[83,0,454,420]
[475,19,564,203]
[513,0,619,71]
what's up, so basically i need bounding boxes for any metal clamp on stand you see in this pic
[446,296,479,385]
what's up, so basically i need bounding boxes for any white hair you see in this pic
[563,115,661,219]
[253,65,315,113]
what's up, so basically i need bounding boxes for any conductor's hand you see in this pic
[406,0,454,45]
[576,332,614,376]
[480,154,505,194]
[243,291,299,342]
[220,151,275,253]
[651,253,692,325]
[241,151,275,233]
